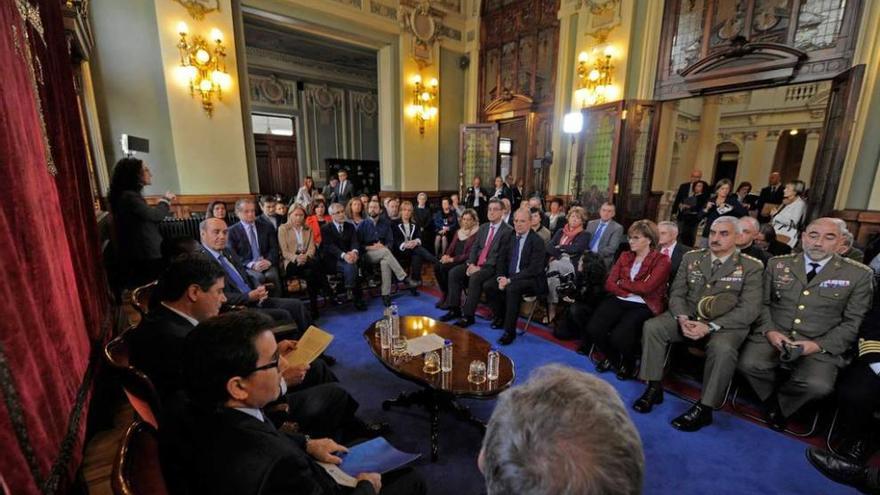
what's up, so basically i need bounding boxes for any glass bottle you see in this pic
[441,339,453,372]
[487,347,500,381]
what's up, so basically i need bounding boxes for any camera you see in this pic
[550,271,579,301]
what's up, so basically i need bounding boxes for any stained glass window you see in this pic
[577,111,616,216]
[795,0,847,51]
[669,0,705,76]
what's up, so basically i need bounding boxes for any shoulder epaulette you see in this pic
[684,248,708,258]
[738,253,763,266]
[841,256,874,274]
[859,338,880,358]
[768,253,798,261]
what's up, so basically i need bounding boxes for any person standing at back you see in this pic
[108,157,176,287]
[671,169,703,221]
[335,169,354,202]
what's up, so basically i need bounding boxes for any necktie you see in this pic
[590,223,606,252]
[509,235,523,275]
[806,262,820,282]
[477,225,497,266]
[218,254,252,294]
[711,259,722,275]
[662,247,670,258]
[247,224,259,260]
[337,223,343,234]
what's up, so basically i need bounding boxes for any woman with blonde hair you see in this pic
[278,205,320,317]
[585,220,671,380]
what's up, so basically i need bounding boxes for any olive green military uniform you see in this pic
[639,249,764,408]
[738,253,874,417]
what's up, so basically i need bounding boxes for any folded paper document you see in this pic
[282,326,334,366]
[319,437,421,487]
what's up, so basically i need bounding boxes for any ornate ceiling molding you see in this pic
[172,0,220,20]
[399,0,446,68]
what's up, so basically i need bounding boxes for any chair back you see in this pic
[130,281,158,316]
[104,332,162,429]
[111,421,170,495]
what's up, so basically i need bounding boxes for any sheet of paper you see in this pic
[317,462,358,488]
[405,333,446,357]
[283,326,334,366]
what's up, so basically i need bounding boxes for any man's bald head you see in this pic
[200,217,229,251]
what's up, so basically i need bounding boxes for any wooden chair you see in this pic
[111,420,170,495]
[104,331,162,429]
[130,281,158,317]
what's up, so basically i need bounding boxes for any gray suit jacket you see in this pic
[586,219,624,268]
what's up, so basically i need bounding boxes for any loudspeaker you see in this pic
[120,134,149,155]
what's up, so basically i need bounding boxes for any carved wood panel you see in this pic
[656,0,864,100]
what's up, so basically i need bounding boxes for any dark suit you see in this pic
[197,245,311,333]
[464,186,489,222]
[127,305,194,402]
[112,191,171,286]
[487,230,548,335]
[490,184,511,202]
[740,243,770,266]
[228,220,281,295]
[664,242,692,284]
[259,213,281,231]
[392,221,437,282]
[671,182,695,221]
[446,222,513,317]
[509,185,523,210]
[335,179,354,202]
[320,221,361,290]
[756,184,785,220]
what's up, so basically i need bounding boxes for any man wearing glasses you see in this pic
[175,311,425,495]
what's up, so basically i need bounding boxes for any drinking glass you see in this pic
[468,360,487,384]
[378,321,391,350]
[392,336,408,356]
[423,351,441,375]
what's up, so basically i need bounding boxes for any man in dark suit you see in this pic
[586,202,625,269]
[335,169,355,202]
[670,169,703,220]
[227,198,282,296]
[320,202,367,310]
[756,171,785,223]
[485,208,548,345]
[500,198,514,226]
[736,216,770,266]
[657,221,691,284]
[176,311,426,495]
[465,176,489,222]
[506,175,523,210]
[323,175,339,203]
[199,217,312,332]
[258,194,282,230]
[440,199,514,327]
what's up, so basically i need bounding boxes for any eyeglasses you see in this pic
[244,350,280,375]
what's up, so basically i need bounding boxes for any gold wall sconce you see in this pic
[406,74,438,135]
[575,45,619,107]
[176,22,232,116]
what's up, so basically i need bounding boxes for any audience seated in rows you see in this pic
[432,196,459,256]
[529,207,551,244]
[227,198,282,297]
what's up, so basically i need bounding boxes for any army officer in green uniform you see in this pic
[738,217,874,431]
[633,216,764,432]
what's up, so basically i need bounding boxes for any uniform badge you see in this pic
[783,267,790,274]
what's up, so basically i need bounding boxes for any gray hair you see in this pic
[657,220,679,233]
[234,198,255,212]
[328,202,345,215]
[737,216,760,232]
[808,217,847,236]
[199,217,226,232]
[842,230,854,248]
[482,364,644,495]
[711,215,743,234]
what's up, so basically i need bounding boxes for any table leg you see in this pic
[430,399,440,462]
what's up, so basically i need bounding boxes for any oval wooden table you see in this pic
[363,315,515,461]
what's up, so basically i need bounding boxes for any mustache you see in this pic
[710,241,721,246]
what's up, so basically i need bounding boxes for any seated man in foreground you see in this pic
[633,216,764,432]
[738,217,874,430]
[179,310,425,495]
[480,364,643,495]
[198,217,312,332]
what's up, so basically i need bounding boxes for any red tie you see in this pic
[477,225,497,266]
[662,247,670,258]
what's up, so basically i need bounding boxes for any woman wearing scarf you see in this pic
[544,206,592,323]
[433,209,479,307]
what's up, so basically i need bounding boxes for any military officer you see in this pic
[737,217,874,431]
[632,216,764,432]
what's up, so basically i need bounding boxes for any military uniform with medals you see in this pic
[639,248,764,408]
[738,253,874,417]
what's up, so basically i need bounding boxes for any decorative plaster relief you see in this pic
[249,74,298,110]
[371,1,398,21]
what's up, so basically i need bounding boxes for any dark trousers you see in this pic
[585,297,654,364]
[434,260,464,297]
[258,297,312,336]
[402,245,438,281]
[486,278,536,335]
[343,468,426,495]
[285,259,321,307]
[837,361,880,439]
[335,259,359,289]
[446,264,497,317]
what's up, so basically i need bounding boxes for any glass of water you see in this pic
[468,360,487,384]
[378,320,391,350]
[391,336,408,357]
[423,351,441,375]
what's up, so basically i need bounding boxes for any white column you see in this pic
[799,130,821,183]
[762,130,782,175]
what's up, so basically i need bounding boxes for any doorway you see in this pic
[252,114,298,195]
[712,142,739,185]
[497,118,528,182]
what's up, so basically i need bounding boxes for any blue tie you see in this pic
[590,223,606,252]
[509,235,523,275]
[218,254,252,294]
[247,224,259,261]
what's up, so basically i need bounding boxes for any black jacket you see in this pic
[392,220,423,255]
[183,407,375,495]
[496,230,549,293]
[112,190,170,261]
[127,304,196,402]
[467,222,514,269]
[546,229,591,269]
[668,242,692,284]
[320,222,360,272]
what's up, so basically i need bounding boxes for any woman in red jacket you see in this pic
[585,220,671,380]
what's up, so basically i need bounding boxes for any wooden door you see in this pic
[497,117,529,181]
[254,133,298,195]
[808,65,865,221]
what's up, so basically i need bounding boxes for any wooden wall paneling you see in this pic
[254,133,299,195]
[144,193,257,218]
[832,209,880,248]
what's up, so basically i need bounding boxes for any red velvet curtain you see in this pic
[0,1,109,493]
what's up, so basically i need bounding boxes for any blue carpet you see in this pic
[316,291,857,495]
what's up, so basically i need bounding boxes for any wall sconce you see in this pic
[575,46,618,107]
[176,22,232,116]
[406,74,438,135]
